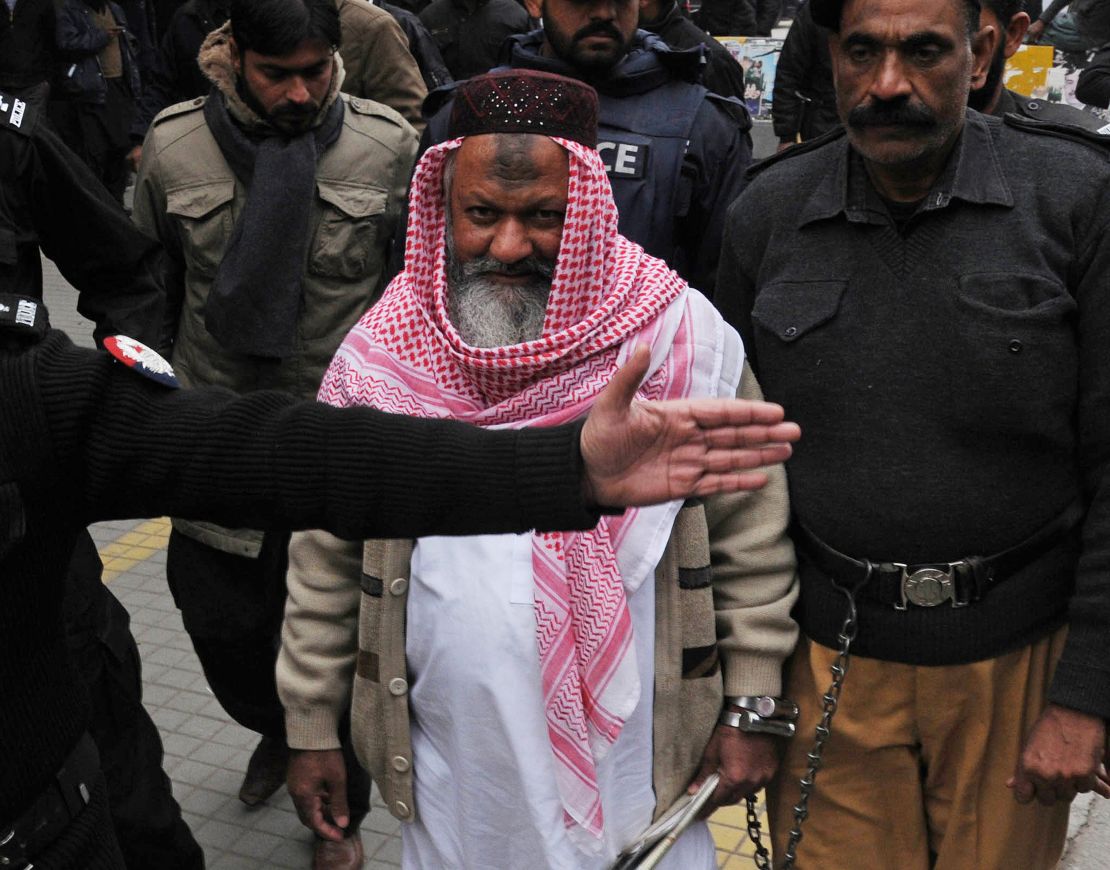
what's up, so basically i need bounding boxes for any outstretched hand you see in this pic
[580,346,800,508]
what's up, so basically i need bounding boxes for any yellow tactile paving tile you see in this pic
[99,517,171,582]
[709,793,768,866]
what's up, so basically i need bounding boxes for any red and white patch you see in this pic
[104,336,180,389]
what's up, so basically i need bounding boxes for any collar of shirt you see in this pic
[796,109,1014,229]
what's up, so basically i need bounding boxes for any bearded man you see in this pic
[277,69,801,869]
[422,0,753,302]
[132,0,417,865]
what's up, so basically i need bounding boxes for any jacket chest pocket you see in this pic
[752,278,845,354]
[165,180,236,278]
[949,273,1078,426]
[310,181,389,280]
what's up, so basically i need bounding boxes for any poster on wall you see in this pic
[1005,43,1109,122]
[1004,44,1055,98]
[714,37,783,119]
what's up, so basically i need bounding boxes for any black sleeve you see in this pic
[715,194,759,371]
[754,0,781,35]
[34,334,598,539]
[677,97,752,301]
[55,0,111,55]
[130,29,183,140]
[696,0,756,35]
[27,125,165,346]
[1076,45,1110,108]
[771,7,815,140]
[702,43,748,102]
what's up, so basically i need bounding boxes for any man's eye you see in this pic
[467,207,496,220]
[534,210,564,223]
[847,46,875,63]
[911,46,942,64]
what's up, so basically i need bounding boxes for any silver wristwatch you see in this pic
[718,695,798,737]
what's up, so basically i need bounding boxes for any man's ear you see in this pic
[524,0,542,20]
[969,24,999,89]
[228,35,242,75]
[1003,12,1031,59]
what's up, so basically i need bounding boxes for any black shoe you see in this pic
[238,735,289,807]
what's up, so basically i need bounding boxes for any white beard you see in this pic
[446,250,553,348]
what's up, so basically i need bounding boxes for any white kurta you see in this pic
[402,533,717,870]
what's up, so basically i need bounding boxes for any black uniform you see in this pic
[0,307,598,870]
[0,94,163,342]
[380,0,453,91]
[995,87,1110,134]
[641,0,747,102]
[1076,43,1110,109]
[0,92,206,870]
[418,0,530,81]
[130,0,229,145]
[771,1,839,144]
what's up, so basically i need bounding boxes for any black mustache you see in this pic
[847,100,936,129]
[573,20,623,42]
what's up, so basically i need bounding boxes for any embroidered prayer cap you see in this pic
[447,69,600,149]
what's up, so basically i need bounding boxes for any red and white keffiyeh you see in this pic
[319,137,742,843]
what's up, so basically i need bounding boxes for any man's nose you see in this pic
[869,50,912,102]
[586,0,619,20]
[489,219,532,265]
[285,77,312,105]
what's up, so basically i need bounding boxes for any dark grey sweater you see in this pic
[718,111,1110,719]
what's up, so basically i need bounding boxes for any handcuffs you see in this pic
[718,695,799,738]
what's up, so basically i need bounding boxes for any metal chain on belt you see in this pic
[744,570,867,870]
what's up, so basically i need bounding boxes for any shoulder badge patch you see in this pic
[1003,112,1110,153]
[152,96,207,126]
[0,295,48,339]
[104,336,180,388]
[0,90,35,137]
[745,126,847,180]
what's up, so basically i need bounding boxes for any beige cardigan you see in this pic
[277,366,798,822]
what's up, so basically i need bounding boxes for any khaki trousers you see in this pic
[768,626,1070,870]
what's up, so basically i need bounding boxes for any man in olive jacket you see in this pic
[132,1,416,864]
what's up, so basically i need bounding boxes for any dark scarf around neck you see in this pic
[202,92,344,359]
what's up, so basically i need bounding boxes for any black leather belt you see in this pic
[793,501,1085,609]
[0,732,99,869]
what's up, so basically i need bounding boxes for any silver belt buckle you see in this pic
[895,563,962,609]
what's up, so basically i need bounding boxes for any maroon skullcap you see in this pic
[448,69,600,149]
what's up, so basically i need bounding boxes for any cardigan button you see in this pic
[389,577,409,596]
[783,326,798,338]
[1008,339,1023,353]
[388,677,409,696]
[392,755,411,773]
[394,800,411,817]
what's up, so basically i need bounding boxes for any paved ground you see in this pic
[42,259,1109,868]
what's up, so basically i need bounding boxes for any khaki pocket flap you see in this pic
[316,180,389,219]
[165,180,236,219]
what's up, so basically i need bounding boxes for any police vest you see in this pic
[595,81,706,275]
